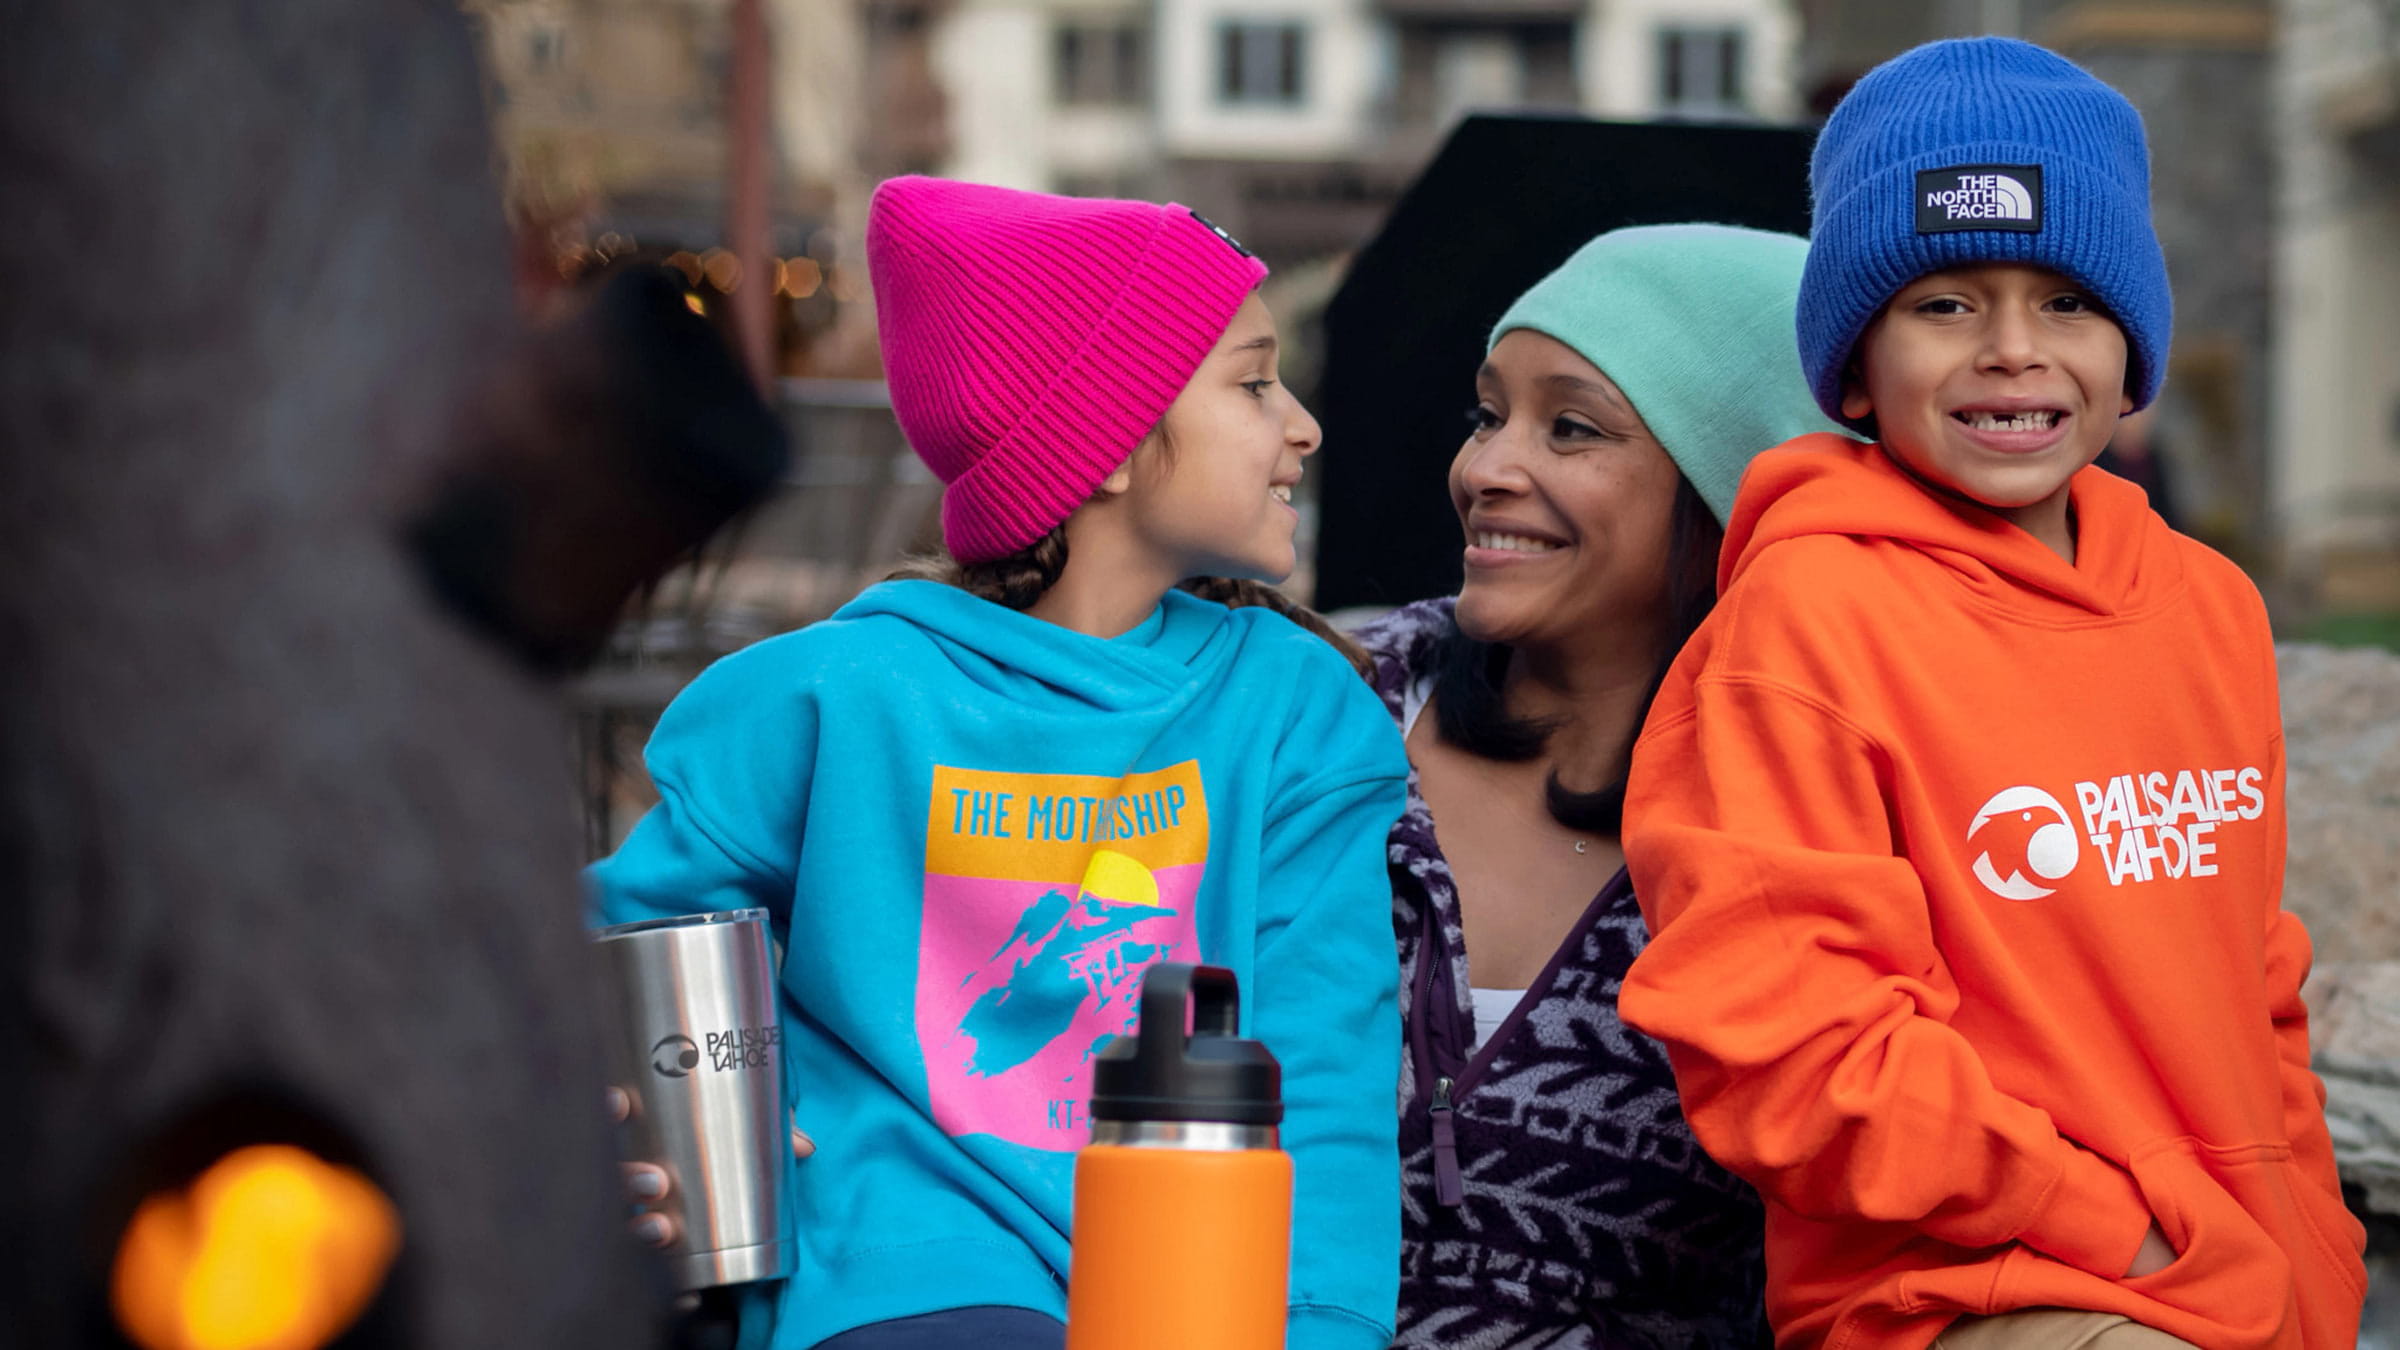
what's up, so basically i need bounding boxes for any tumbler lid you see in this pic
[592,907,769,940]
[1088,964,1281,1128]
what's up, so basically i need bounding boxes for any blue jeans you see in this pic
[808,1307,1066,1350]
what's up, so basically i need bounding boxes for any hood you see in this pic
[833,580,1235,713]
[1724,434,2182,619]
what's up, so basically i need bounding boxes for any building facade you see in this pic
[464,0,907,374]
[932,0,1805,264]
[2273,0,2400,613]
[467,0,742,242]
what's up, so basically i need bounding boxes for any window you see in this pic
[1055,21,1148,106]
[527,24,565,73]
[877,4,931,35]
[1657,24,1746,117]
[1431,33,1525,126]
[1218,21,1306,106]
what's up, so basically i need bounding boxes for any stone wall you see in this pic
[2282,641,2400,1223]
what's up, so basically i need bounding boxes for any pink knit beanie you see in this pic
[866,176,1270,563]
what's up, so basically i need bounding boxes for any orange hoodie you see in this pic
[1620,435,2366,1350]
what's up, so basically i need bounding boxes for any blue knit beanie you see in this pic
[1491,224,1844,525]
[1798,36,2171,428]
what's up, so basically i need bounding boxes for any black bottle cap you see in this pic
[1088,963,1282,1127]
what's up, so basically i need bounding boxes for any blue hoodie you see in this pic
[591,580,1407,1350]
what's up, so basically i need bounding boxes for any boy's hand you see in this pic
[2125,1223,2175,1278]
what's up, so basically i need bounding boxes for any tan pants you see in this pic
[1931,1310,2201,1350]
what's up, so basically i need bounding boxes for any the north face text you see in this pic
[1916,164,2043,234]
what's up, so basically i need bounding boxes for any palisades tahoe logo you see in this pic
[1916,164,2043,234]
[1967,786,2080,900]
[1967,766,2267,899]
[705,1024,782,1072]
[648,1025,780,1077]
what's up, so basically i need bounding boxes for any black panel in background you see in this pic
[1315,115,1816,612]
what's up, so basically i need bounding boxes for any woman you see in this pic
[1353,224,1843,1348]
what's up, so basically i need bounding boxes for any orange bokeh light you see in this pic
[700,248,741,292]
[112,1144,401,1350]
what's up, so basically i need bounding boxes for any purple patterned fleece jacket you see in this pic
[1355,599,1769,1350]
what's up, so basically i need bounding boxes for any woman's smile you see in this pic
[1463,518,1569,568]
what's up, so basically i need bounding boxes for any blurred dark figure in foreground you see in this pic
[0,4,784,1349]
[412,263,788,673]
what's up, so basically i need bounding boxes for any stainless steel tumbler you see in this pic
[593,908,793,1289]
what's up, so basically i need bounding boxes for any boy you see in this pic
[1618,37,2367,1350]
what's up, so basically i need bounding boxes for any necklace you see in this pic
[1430,724,1602,857]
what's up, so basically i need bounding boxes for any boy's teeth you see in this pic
[1268,484,1291,504]
[1960,410,2061,431]
[1475,531,1559,553]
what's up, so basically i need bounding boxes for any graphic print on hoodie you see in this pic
[587,580,1410,1350]
[919,762,1207,1147]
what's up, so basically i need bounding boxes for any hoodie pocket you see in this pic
[2118,1137,2347,1340]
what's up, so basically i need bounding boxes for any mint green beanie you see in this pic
[1489,223,1843,524]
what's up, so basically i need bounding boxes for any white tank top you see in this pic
[1470,985,1527,1049]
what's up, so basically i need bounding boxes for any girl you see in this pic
[1352,225,1843,1347]
[589,177,1406,1350]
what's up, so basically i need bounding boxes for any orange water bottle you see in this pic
[1066,963,1291,1350]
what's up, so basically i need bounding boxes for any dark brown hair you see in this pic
[887,526,1072,613]
[1429,474,1724,834]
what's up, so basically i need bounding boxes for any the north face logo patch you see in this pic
[1188,209,1254,258]
[1916,164,2043,233]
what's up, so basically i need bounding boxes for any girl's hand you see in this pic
[606,1087,815,1248]
[2125,1223,2175,1278]
[623,1159,676,1247]
[606,1087,678,1247]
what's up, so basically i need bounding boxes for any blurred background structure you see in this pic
[445,0,2400,847]
[2276,0,2400,638]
